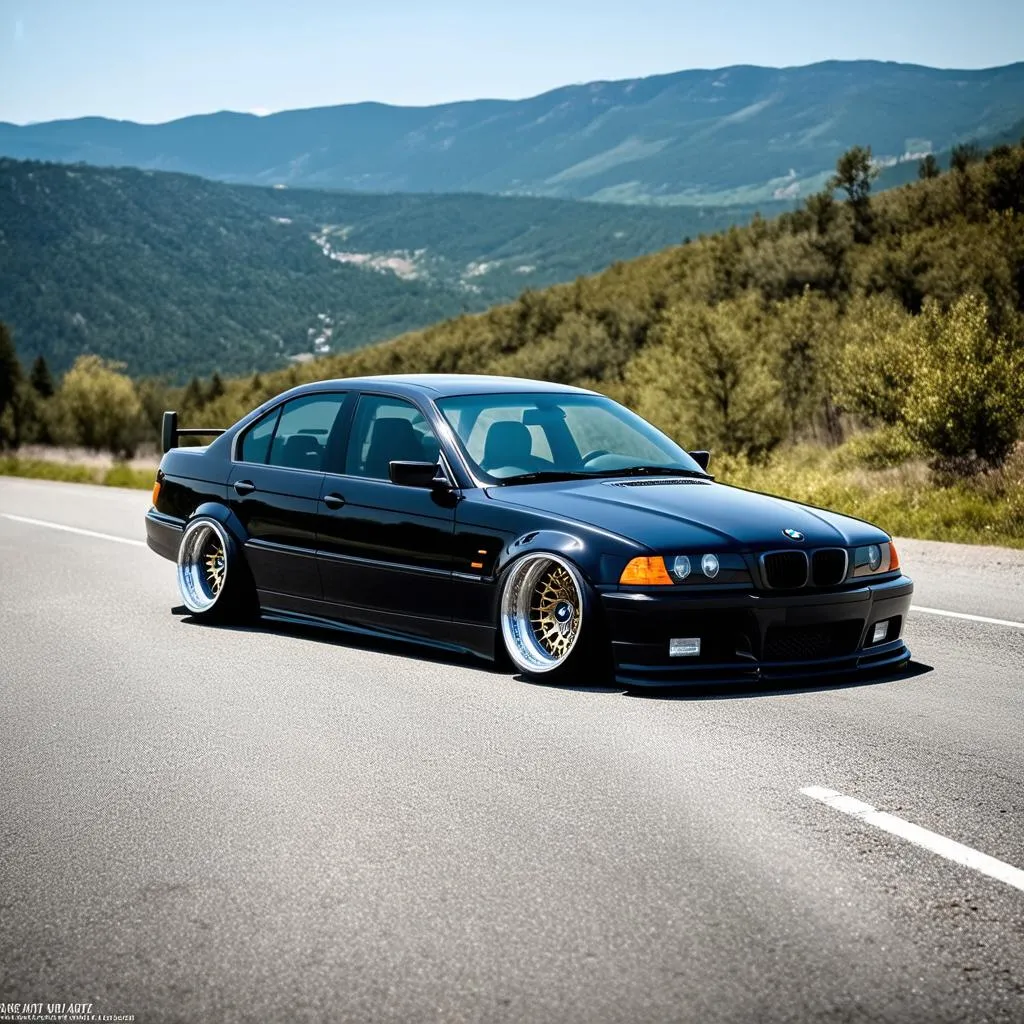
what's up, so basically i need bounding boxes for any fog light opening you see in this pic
[871,620,889,644]
[669,637,701,658]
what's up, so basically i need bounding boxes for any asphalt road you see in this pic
[1,476,1022,1024]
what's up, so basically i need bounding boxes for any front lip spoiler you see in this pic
[613,639,911,689]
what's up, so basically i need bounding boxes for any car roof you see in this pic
[298,374,598,399]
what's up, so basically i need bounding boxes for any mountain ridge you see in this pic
[4,60,1023,205]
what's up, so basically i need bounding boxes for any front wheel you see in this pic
[176,516,255,622]
[498,553,604,681]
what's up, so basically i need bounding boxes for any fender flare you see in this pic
[190,502,250,546]
[495,529,592,581]
[487,530,597,635]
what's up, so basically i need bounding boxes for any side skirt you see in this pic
[256,590,497,663]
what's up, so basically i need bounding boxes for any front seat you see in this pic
[481,420,541,473]
[362,417,425,478]
[279,433,322,471]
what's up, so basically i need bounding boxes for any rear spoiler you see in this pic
[161,410,227,454]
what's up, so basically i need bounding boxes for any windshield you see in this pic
[436,392,706,483]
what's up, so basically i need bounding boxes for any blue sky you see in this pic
[2,0,1022,124]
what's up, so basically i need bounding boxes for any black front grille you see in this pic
[761,551,808,589]
[812,548,848,587]
[763,621,861,662]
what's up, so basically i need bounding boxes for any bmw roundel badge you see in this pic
[783,528,805,541]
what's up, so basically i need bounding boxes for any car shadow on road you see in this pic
[171,604,509,676]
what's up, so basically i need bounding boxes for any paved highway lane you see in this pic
[1,478,1022,1023]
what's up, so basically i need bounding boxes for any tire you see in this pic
[498,552,606,682]
[176,516,256,623]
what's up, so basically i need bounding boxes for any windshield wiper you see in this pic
[497,465,709,485]
[496,470,594,485]
[589,465,710,479]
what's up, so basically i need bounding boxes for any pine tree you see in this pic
[829,146,877,243]
[0,322,24,448]
[29,354,55,398]
[950,142,981,173]
[918,154,940,180]
[182,376,204,410]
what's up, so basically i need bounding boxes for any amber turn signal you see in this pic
[151,480,161,506]
[888,541,900,571]
[619,556,673,586]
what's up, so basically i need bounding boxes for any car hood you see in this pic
[486,477,887,550]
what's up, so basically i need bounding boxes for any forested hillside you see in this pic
[3,61,1023,205]
[3,143,1023,544]
[190,141,1024,477]
[0,159,757,379]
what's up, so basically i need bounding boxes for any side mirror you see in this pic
[688,450,711,472]
[389,460,446,488]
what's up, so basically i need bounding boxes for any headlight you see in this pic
[701,553,720,578]
[671,555,692,580]
[853,540,899,577]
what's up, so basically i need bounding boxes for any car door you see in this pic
[228,392,350,602]
[316,392,457,627]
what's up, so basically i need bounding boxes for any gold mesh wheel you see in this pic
[529,565,581,659]
[500,554,584,674]
[204,542,225,594]
[177,519,230,614]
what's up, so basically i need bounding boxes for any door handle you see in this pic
[233,479,256,496]
[323,492,345,510]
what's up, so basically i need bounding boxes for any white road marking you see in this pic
[801,786,1024,894]
[0,513,146,548]
[912,605,1024,630]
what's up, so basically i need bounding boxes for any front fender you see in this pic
[496,530,594,581]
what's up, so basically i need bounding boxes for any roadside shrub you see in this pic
[57,355,146,458]
[834,426,923,470]
[901,294,1024,468]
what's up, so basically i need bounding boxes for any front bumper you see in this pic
[600,574,913,687]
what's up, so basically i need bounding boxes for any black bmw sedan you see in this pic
[145,374,913,687]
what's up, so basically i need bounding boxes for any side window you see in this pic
[345,395,439,479]
[239,408,280,464]
[267,394,348,472]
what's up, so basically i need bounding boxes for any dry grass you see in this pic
[0,456,156,490]
[716,442,1024,549]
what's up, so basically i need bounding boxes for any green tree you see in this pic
[835,296,916,426]
[0,322,24,449]
[207,372,225,402]
[764,290,842,442]
[57,355,145,458]
[626,297,786,461]
[29,354,55,398]
[950,142,981,173]
[182,376,204,410]
[918,154,940,180]
[830,146,878,243]
[901,294,1024,467]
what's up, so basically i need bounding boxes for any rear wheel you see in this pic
[499,553,603,681]
[176,517,255,622]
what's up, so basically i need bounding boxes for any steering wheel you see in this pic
[581,449,611,465]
